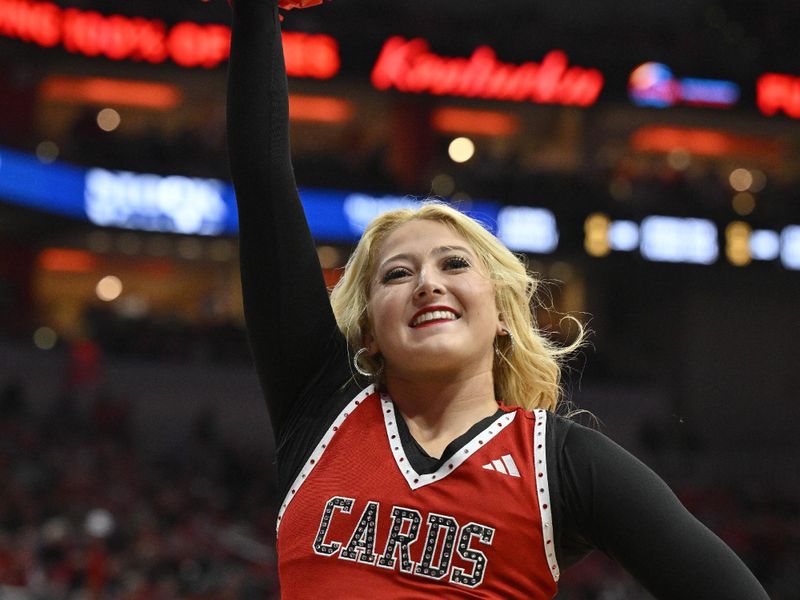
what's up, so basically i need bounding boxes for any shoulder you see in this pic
[546,411,622,457]
[545,411,653,501]
[500,405,610,455]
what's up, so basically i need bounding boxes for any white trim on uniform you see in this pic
[533,408,560,582]
[381,392,517,491]
[276,384,376,536]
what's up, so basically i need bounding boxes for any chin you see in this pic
[401,347,487,374]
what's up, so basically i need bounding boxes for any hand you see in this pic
[225,0,325,21]
[278,0,324,9]
[224,0,324,8]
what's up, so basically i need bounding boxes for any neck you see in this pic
[383,368,498,458]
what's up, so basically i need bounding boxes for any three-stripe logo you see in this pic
[481,453,520,477]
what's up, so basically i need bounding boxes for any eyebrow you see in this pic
[378,245,474,270]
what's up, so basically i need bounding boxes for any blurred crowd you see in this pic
[83,307,251,365]
[0,373,797,599]
[0,380,279,600]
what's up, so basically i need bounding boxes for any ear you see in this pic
[363,330,380,355]
[496,314,507,337]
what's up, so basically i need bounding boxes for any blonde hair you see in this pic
[329,202,582,412]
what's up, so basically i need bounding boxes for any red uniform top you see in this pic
[277,385,559,598]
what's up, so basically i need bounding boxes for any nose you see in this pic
[413,268,445,299]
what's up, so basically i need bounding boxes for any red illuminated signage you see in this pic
[0,0,339,77]
[283,32,340,79]
[289,94,353,123]
[631,125,783,159]
[432,107,518,136]
[38,248,97,273]
[372,37,604,106]
[41,76,183,109]
[758,73,800,119]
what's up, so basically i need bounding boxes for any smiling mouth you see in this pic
[409,310,460,328]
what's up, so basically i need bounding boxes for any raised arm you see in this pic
[554,420,769,599]
[227,0,345,434]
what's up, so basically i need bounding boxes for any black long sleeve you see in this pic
[550,417,769,599]
[227,0,350,438]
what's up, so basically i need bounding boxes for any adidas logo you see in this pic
[481,454,520,478]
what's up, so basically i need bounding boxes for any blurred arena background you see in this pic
[1,0,799,597]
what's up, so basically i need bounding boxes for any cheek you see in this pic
[464,279,497,314]
[367,291,403,340]
[474,287,501,333]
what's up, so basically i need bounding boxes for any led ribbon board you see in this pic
[0,146,558,251]
[3,146,797,268]
[0,0,339,76]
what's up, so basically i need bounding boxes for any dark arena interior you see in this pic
[0,0,798,598]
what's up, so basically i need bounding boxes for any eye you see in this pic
[443,255,471,270]
[381,267,411,283]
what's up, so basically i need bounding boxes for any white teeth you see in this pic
[411,310,458,327]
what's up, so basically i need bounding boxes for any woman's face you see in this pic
[366,219,503,380]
